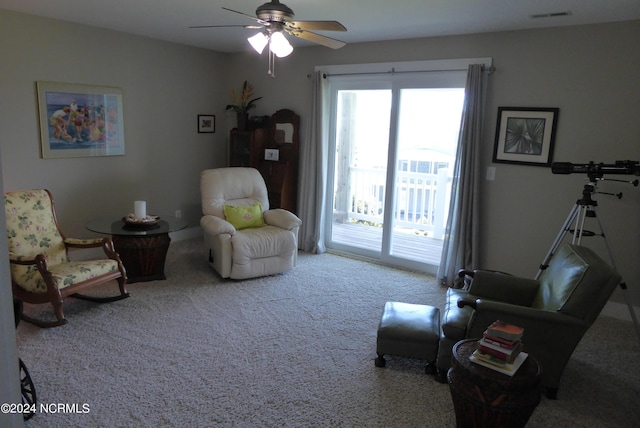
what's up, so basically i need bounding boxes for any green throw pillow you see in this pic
[223,203,266,230]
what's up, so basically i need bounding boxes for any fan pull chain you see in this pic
[268,47,276,78]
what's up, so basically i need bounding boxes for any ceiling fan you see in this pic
[191,0,347,76]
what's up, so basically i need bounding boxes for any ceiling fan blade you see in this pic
[221,7,262,22]
[287,21,347,32]
[191,7,267,30]
[190,24,263,29]
[287,29,346,49]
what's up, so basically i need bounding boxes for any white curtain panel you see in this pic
[437,64,487,287]
[297,70,328,253]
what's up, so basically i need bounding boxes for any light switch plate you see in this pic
[265,149,279,161]
[486,166,496,181]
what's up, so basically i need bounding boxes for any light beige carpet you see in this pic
[15,238,640,427]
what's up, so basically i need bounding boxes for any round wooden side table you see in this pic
[86,216,187,283]
[448,339,542,428]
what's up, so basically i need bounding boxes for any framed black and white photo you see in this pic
[493,107,559,166]
[198,115,215,133]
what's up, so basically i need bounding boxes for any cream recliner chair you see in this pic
[200,167,302,279]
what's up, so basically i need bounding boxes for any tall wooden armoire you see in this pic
[258,109,299,213]
[229,109,299,213]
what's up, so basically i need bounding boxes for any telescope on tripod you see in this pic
[539,160,640,340]
[551,160,640,179]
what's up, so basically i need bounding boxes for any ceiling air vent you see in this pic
[530,11,572,19]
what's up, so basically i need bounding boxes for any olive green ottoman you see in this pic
[375,301,441,374]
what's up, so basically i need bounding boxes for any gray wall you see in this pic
[0,10,229,236]
[0,12,637,332]
[226,21,640,314]
[0,10,637,416]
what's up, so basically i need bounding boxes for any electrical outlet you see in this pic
[175,210,182,219]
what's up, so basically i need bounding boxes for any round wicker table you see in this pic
[448,339,542,428]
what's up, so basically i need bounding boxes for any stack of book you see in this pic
[469,320,528,376]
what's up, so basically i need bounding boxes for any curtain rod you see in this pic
[310,65,495,79]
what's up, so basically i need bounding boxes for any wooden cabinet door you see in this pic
[259,161,296,212]
[229,129,266,168]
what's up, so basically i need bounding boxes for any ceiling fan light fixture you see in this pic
[270,31,293,58]
[248,32,269,54]
[206,1,346,76]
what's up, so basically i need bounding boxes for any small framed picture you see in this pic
[493,107,559,166]
[198,115,215,133]
[265,149,280,161]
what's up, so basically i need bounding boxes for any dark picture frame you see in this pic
[198,115,215,133]
[37,81,125,158]
[493,107,559,166]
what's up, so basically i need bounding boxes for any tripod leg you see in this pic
[573,205,590,245]
[593,209,640,341]
[536,203,581,279]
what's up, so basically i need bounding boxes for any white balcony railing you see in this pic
[335,167,452,239]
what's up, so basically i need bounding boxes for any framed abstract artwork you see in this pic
[493,107,559,166]
[37,81,125,158]
[198,115,215,133]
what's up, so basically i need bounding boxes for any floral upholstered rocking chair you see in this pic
[5,189,129,327]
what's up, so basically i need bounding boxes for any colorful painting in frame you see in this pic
[37,82,125,158]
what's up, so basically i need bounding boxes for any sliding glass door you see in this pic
[330,84,392,254]
[326,72,466,273]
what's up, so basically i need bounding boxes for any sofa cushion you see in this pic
[535,244,621,320]
[12,259,120,293]
[441,288,474,340]
[201,168,270,218]
[231,226,296,262]
[468,271,539,307]
[5,189,68,266]
[229,226,297,279]
[224,202,266,230]
[533,245,588,312]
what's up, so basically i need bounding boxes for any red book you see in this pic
[477,338,523,363]
[482,332,519,349]
[486,320,524,342]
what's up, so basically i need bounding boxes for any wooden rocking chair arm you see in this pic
[9,254,59,298]
[10,253,54,276]
[100,238,121,260]
[64,237,107,248]
[33,253,51,273]
[9,256,38,266]
[9,253,50,268]
[64,237,119,260]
